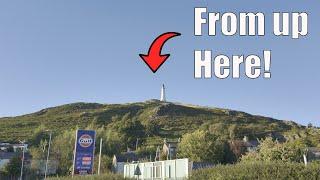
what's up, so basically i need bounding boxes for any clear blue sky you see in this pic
[0,1,319,126]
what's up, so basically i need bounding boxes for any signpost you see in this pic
[72,130,96,176]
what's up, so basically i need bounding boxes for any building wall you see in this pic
[114,162,125,174]
[124,158,189,180]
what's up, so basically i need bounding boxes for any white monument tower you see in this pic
[160,84,166,102]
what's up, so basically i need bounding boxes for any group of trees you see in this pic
[0,156,21,179]
[23,113,160,176]
[178,130,228,163]
[241,137,307,163]
[177,129,319,165]
[28,125,123,175]
[27,125,318,176]
[2,116,319,178]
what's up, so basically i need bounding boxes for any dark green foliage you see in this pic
[241,137,308,163]
[1,101,319,177]
[0,101,299,143]
[108,113,145,147]
[3,156,21,178]
[50,129,76,175]
[178,130,226,163]
[190,162,320,180]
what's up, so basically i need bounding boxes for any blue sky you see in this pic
[0,1,319,126]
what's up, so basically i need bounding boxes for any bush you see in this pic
[190,161,320,180]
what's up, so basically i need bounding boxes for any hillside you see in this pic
[0,99,303,143]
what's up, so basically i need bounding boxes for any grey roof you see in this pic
[191,162,214,170]
[243,140,259,147]
[307,147,320,152]
[115,151,140,162]
[0,152,31,160]
[0,152,17,159]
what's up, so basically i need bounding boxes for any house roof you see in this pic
[0,143,28,148]
[163,142,178,149]
[0,152,17,159]
[191,162,214,170]
[243,140,259,147]
[115,151,140,162]
[0,152,31,160]
[307,147,320,154]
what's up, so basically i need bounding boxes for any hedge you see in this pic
[190,161,320,180]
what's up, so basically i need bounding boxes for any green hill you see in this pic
[0,99,303,143]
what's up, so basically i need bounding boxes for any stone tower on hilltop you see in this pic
[160,84,166,102]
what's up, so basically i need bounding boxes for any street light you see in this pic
[44,130,52,179]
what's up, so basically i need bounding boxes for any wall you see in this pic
[124,158,189,180]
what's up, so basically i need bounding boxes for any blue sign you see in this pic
[73,130,96,175]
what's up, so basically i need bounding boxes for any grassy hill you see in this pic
[0,99,303,143]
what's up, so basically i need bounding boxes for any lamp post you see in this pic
[44,131,52,179]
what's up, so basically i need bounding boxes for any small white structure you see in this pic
[160,84,166,102]
[124,158,189,180]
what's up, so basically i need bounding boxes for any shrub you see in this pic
[190,161,320,180]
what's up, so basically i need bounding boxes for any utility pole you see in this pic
[98,138,103,175]
[19,141,25,180]
[135,138,139,151]
[44,131,52,179]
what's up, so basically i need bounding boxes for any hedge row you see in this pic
[190,161,320,180]
[48,173,126,180]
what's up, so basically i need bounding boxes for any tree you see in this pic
[208,123,229,139]
[30,124,48,146]
[4,156,21,179]
[241,137,306,163]
[228,140,247,162]
[30,139,48,160]
[178,130,225,163]
[92,155,112,174]
[228,124,238,140]
[95,127,124,156]
[51,129,76,175]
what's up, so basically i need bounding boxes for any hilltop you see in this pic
[0,99,303,143]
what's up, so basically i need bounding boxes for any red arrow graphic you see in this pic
[139,32,181,73]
